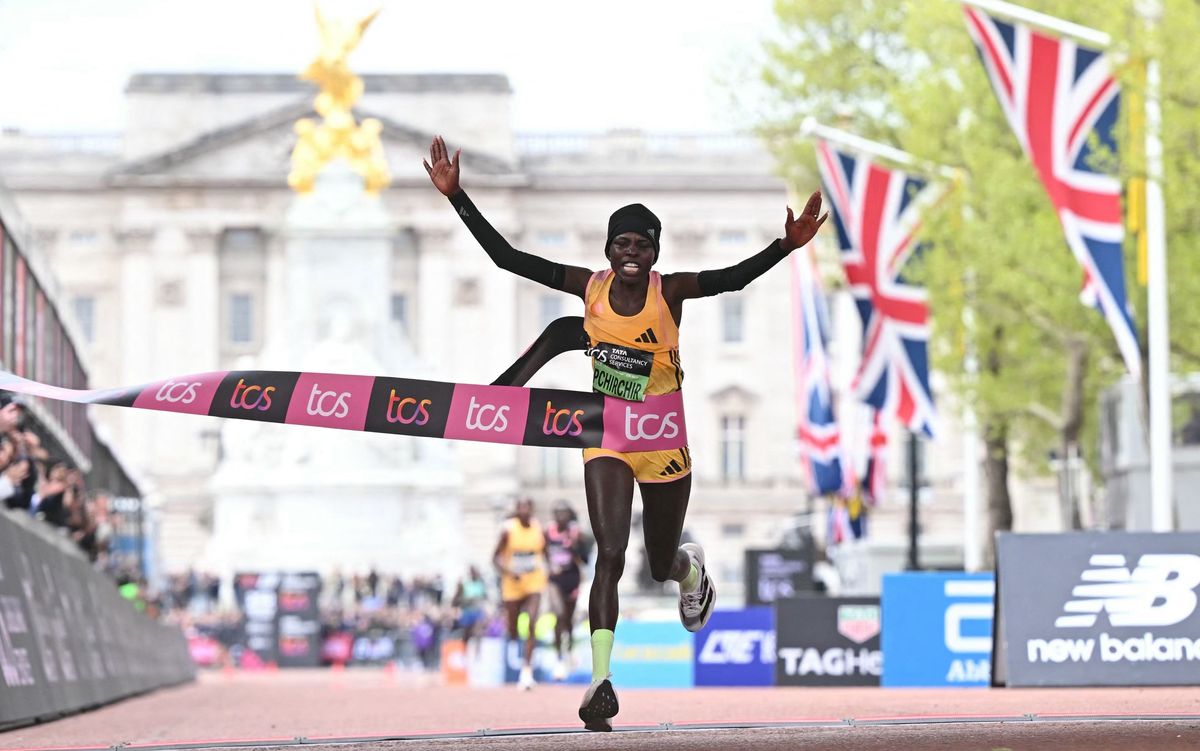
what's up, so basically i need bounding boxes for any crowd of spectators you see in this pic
[163,567,504,671]
[0,394,115,565]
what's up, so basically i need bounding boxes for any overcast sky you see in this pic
[0,0,779,135]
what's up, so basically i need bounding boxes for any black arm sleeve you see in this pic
[696,239,790,297]
[491,316,589,387]
[449,189,566,291]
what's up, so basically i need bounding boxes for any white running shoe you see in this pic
[518,665,536,691]
[678,542,716,633]
[552,659,569,681]
[578,674,618,732]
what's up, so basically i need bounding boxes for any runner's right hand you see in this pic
[423,135,461,197]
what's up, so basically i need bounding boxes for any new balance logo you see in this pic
[1054,554,1200,629]
[635,328,658,344]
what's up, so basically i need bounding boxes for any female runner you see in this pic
[425,136,826,730]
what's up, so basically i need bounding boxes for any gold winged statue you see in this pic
[288,5,391,195]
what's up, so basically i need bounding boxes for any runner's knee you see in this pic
[595,543,625,577]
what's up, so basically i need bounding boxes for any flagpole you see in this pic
[1142,1,1173,531]
[962,272,983,572]
[960,0,1110,46]
[800,118,961,181]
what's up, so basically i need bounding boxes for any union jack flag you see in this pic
[791,247,845,496]
[815,141,938,438]
[860,408,889,504]
[964,5,1139,376]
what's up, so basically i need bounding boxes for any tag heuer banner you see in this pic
[994,532,1200,687]
[775,596,881,686]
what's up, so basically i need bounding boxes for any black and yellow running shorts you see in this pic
[582,446,692,483]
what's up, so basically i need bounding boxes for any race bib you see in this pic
[511,551,539,575]
[549,545,575,572]
[588,342,654,402]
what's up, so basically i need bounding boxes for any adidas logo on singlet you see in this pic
[635,328,658,344]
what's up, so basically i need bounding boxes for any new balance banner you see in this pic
[0,509,193,729]
[881,572,993,687]
[994,532,1200,687]
[0,370,687,452]
[744,548,816,607]
[775,596,881,686]
[693,608,775,687]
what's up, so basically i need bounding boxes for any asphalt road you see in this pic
[1,670,1197,751]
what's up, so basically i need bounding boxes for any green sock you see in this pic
[591,629,614,681]
[680,563,700,593]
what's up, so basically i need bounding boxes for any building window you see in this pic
[539,294,562,329]
[536,230,567,246]
[721,522,745,538]
[721,414,746,482]
[391,292,409,333]
[719,230,747,245]
[229,293,254,344]
[722,296,744,344]
[71,295,95,344]
[68,230,98,246]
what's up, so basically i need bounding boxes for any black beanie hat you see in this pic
[606,203,662,262]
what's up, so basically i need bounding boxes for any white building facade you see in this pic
[0,73,1061,596]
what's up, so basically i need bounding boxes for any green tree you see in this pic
[757,0,1200,549]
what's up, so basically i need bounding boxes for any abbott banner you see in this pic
[995,532,1200,687]
[881,572,993,687]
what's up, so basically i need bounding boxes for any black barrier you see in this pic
[0,509,194,729]
[993,531,1200,687]
[744,548,816,607]
[775,596,881,686]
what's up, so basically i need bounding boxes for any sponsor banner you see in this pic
[523,388,605,448]
[234,573,280,666]
[275,573,322,669]
[995,532,1200,687]
[363,378,455,439]
[775,596,881,686]
[744,548,816,607]
[693,608,775,687]
[611,621,693,688]
[209,371,300,423]
[881,572,993,687]
[0,369,687,452]
[0,509,194,729]
[231,571,323,669]
[600,390,687,452]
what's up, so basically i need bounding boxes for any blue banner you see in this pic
[693,608,775,686]
[881,571,993,687]
[611,621,693,688]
